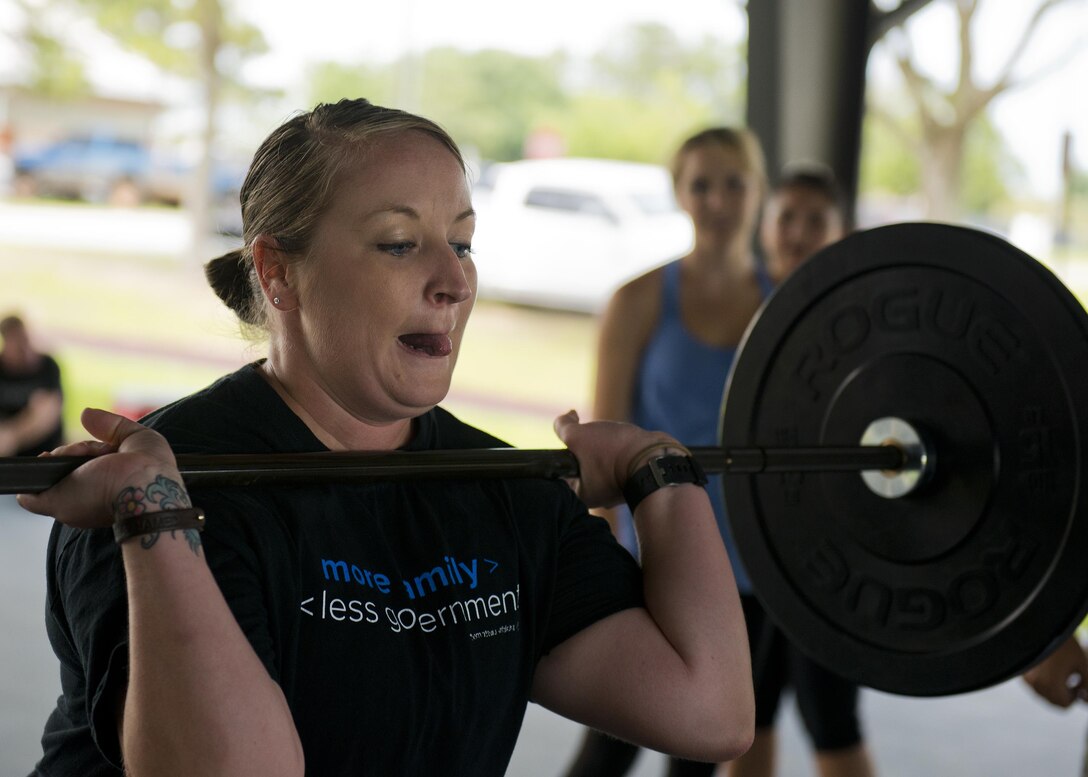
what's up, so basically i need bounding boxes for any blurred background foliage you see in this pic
[1,0,1086,448]
[11,0,1083,232]
[305,23,743,168]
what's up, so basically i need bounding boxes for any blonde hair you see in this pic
[670,127,767,197]
[205,98,465,331]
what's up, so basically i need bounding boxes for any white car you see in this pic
[470,158,694,314]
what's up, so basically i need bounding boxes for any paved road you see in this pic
[3,495,1086,776]
[1,496,61,775]
[508,680,1088,776]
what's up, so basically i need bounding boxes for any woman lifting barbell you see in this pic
[18,98,755,776]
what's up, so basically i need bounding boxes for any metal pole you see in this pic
[0,444,909,494]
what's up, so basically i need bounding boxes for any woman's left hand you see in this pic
[553,409,679,509]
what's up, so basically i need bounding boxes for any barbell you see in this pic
[2,222,1086,698]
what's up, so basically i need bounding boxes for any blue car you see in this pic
[13,135,170,204]
[13,135,247,224]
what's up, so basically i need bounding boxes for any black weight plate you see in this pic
[721,222,1088,696]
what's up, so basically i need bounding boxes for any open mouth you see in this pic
[398,333,453,357]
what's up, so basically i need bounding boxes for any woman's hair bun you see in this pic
[205,249,259,325]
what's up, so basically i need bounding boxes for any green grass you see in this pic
[48,345,234,436]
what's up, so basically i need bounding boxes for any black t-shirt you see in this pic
[0,354,63,455]
[33,363,643,776]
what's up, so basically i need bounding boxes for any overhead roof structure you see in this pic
[746,0,934,225]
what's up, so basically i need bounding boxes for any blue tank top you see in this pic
[624,259,774,593]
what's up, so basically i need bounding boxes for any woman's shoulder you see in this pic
[620,261,670,298]
[424,406,512,450]
[604,261,671,324]
[142,362,291,454]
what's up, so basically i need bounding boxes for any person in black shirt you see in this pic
[0,313,63,456]
[19,98,754,777]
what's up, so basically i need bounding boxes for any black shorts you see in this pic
[742,594,864,751]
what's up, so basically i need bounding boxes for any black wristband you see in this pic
[622,455,708,513]
[113,508,205,545]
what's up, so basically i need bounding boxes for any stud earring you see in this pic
[273,297,281,306]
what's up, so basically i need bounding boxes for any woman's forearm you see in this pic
[120,518,303,776]
[631,484,754,754]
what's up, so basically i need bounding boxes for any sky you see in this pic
[0,0,1085,199]
[233,0,748,71]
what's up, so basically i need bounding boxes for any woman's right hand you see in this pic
[17,407,187,528]
[1023,635,1088,708]
[553,409,684,510]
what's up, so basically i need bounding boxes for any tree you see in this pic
[539,84,715,164]
[11,0,89,97]
[303,22,744,165]
[307,48,568,163]
[553,22,743,161]
[589,22,744,112]
[53,0,267,257]
[870,0,1078,219]
[961,114,1023,214]
[84,0,267,257]
[860,103,922,197]
[307,61,398,109]
[418,48,568,162]
[861,93,1019,215]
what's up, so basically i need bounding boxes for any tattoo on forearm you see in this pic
[136,526,202,554]
[144,475,189,509]
[113,475,202,556]
[114,475,190,517]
